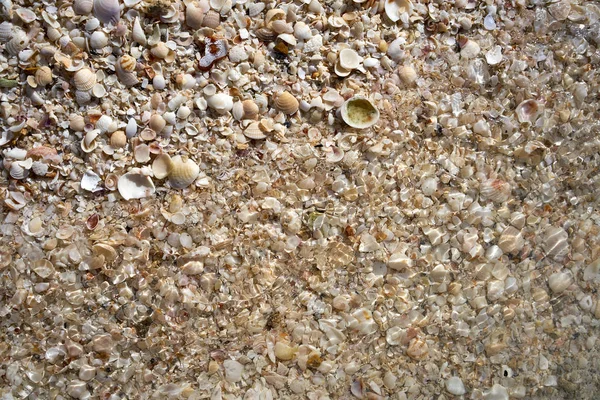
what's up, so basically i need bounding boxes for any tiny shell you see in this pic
[110,130,127,148]
[81,129,100,153]
[10,160,30,180]
[385,0,412,23]
[93,0,120,25]
[35,66,53,87]
[89,31,108,49]
[74,0,93,15]
[274,91,299,115]
[73,68,96,91]
[104,173,118,190]
[151,42,170,59]
[168,155,199,189]
[152,153,174,179]
[118,169,155,200]
[134,144,150,163]
[340,96,379,129]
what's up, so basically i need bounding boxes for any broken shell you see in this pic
[198,37,227,70]
[207,93,233,114]
[152,153,174,179]
[338,48,362,70]
[274,91,299,115]
[132,16,146,45]
[35,66,53,87]
[118,169,155,200]
[185,2,204,29]
[480,179,511,203]
[115,55,138,86]
[274,342,297,361]
[74,0,93,15]
[516,99,542,124]
[385,0,412,23]
[264,9,285,26]
[81,170,102,192]
[110,130,127,148]
[73,68,96,91]
[202,9,220,28]
[0,21,13,42]
[134,144,150,163]
[340,96,380,129]
[243,121,267,140]
[93,0,120,25]
[242,99,259,119]
[168,155,200,189]
[31,161,49,176]
[181,261,204,275]
[81,129,100,153]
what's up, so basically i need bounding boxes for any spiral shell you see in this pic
[274,91,299,115]
[104,173,118,190]
[93,0,120,25]
[168,155,199,189]
[73,0,93,14]
[35,66,53,87]
[115,55,138,86]
[6,29,29,55]
[73,68,96,91]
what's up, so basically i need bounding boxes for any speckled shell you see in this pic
[168,155,199,189]
[93,0,120,25]
[274,91,299,115]
[73,68,96,91]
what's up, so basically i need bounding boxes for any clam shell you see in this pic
[398,65,417,85]
[89,31,108,49]
[479,178,511,203]
[338,48,362,70]
[110,130,127,148]
[264,8,285,26]
[134,144,150,163]
[73,68,96,91]
[202,9,220,28]
[152,154,174,179]
[185,2,204,29]
[93,0,120,25]
[73,0,94,15]
[0,21,13,42]
[10,160,31,180]
[149,113,166,133]
[15,7,36,23]
[168,155,199,189]
[274,91,299,115]
[6,29,29,55]
[244,121,267,140]
[81,170,102,192]
[117,169,155,200]
[115,55,138,86]
[340,96,379,129]
[132,16,146,45]
[207,93,233,114]
[35,66,53,87]
[385,0,412,23]
[242,99,259,119]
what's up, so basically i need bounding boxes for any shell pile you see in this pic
[1,0,600,398]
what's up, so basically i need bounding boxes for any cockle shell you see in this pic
[6,29,28,55]
[132,16,146,45]
[385,0,412,22]
[243,121,267,140]
[398,65,417,85]
[185,1,204,29]
[516,99,542,124]
[93,0,120,25]
[89,31,108,49]
[152,153,174,179]
[73,0,93,15]
[9,159,32,180]
[35,66,53,87]
[274,91,299,115]
[73,68,96,91]
[115,55,138,86]
[168,155,199,189]
[202,9,219,28]
[480,178,511,203]
[118,169,155,200]
[0,21,13,42]
[340,96,379,129]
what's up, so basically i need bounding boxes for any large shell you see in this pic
[152,154,174,179]
[73,68,96,91]
[115,55,138,86]
[168,155,199,189]
[274,91,299,115]
[6,29,29,55]
[185,1,204,29]
[73,0,94,15]
[0,21,13,42]
[385,0,412,22]
[93,0,120,25]
[340,96,379,129]
[117,169,155,200]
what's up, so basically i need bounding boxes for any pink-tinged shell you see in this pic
[26,146,62,164]
[480,179,511,203]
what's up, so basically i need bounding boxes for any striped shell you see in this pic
[115,55,138,86]
[243,121,267,140]
[168,155,199,189]
[202,9,219,28]
[0,21,13,42]
[73,0,94,14]
[480,178,511,203]
[274,91,299,115]
[6,29,28,55]
[73,68,96,91]
[93,0,120,25]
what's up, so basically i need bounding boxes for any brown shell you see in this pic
[242,99,259,119]
[274,91,299,115]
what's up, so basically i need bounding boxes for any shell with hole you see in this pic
[168,155,199,189]
[340,96,379,129]
[6,29,28,55]
[274,91,299,115]
[118,169,155,200]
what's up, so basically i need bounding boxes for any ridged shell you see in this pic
[151,42,169,59]
[73,68,96,91]
[202,9,220,28]
[0,21,13,42]
[115,55,138,86]
[132,16,146,45]
[541,226,569,260]
[117,169,155,200]
[35,66,53,87]
[340,96,379,129]
[73,0,93,14]
[10,160,30,180]
[93,0,120,25]
[152,154,174,179]
[274,91,299,115]
[244,121,267,140]
[255,28,277,42]
[185,2,204,29]
[168,155,199,189]
[110,130,127,148]
[479,179,511,203]
[31,161,49,176]
[6,29,29,55]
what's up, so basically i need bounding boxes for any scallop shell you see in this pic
[244,121,267,140]
[340,96,379,129]
[385,0,412,23]
[515,99,542,124]
[117,169,155,200]
[93,0,120,25]
[115,55,138,86]
[479,178,511,203]
[35,66,53,87]
[110,130,127,148]
[274,91,299,115]
[152,153,174,179]
[73,68,96,91]
[6,29,29,55]
[73,0,94,15]
[168,155,199,189]
[185,1,204,29]
[202,9,220,28]
[132,16,146,45]
[338,48,362,70]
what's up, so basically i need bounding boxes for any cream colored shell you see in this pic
[242,99,259,119]
[168,155,199,189]
[152,154,174,179]
[274,91,299,115]
[110,130,127,148]
[73,68,96,91]
[35,66,53,87]
[340,96,379,129]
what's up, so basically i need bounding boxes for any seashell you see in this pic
[149,113,166,133]
[115,55,138,86]
[152,153,173,179]
[255,27,277,42]
[74,0,94,15]
[92,243,117,261]
[541,226,569,260]
[243,121,266,140]
[515,99,542,124]
[271,20,292,34]
[9,160,31,180]
[32,259,54,278]
[134,144,150,163]
[151,42,169,59]
[104,173,118,190]
[140,127,157,141]
[89,31,108,49]
[92,83,106,98]
[247,1,264,17]
[6,29,29,56]
[548,271,572,294]
[242,99,259,119]
[340,96,379,129]
[168,155,199,189]
[93,0,120,25]
[0,21,13,42]
[81,129,100,153]
[338,48,362,70]
[118,169,155,200]
[81,170,102,192]
[479,178,510,203]
[132,16,146,45]
[75,90,92,105]
[264,8,285,26]
[26,146,61,164]
[293,21,312,40]
[274,91,299,115]
[69,114,85,131]
[73,68,96,91]
[95,115,114,133]
[397,65,417,85]
[485,45,503,65]
[186,1,204,29]
[110,130,127,148]
[35,66,53,87]
[202,9,220,28]
[325,146,344,163]
[277,33,296,46]
[207,93,233,114]
[458,36,480,59]
[31,161,49,176]
[334,62,351,77]
[385,0,412,23]
[232,101,244,120]
[498,226,524,254]
[15,8,36,23]
[86,213,99,230]
[274,341,297,361]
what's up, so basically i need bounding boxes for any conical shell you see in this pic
[6,29,28,55]
[93,0,120,25]
[274,91,299,115]
[152,153,174,179]
[340,96,379,129]
[132,16,146,45]
[35,66,53,87]
[115,55,138,86]
[118,169,155,200]
[73,68,96,91]
[73,0,94,15]
[168,155,199,189]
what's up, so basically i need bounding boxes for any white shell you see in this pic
[134,144,150,163]
[385,0,412,23]
[132,16,146,45]
[168,155,199,189]
[207,93,233,114]
[81,129,100,152]
[485,45,503,65]
[89,31,108,49]
[93,0,120,25]
[0,21,13,42]
[340,96,380,129]
[152,154,174,179]
[73,68,96,91]
[10,159,31,180]
[118,169,155,200]
[73,0,94,15]
[125,118,137,138]
[31,161,49,176]
[186,1,204,29]
[338,48,362,70]
[6,29,28,55]
[81,170,102,192]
